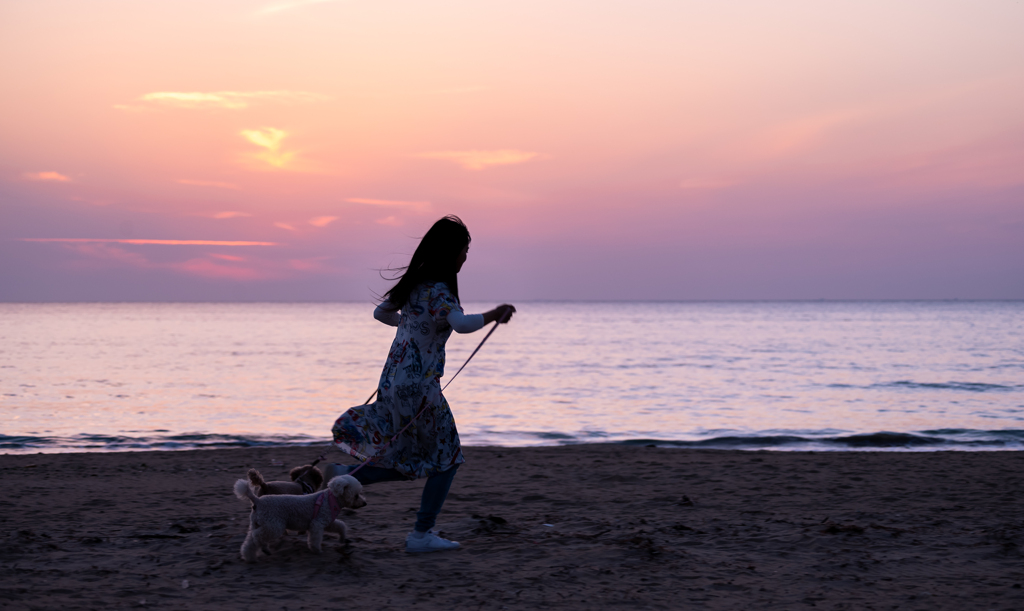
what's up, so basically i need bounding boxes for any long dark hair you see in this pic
[381,215,471,310]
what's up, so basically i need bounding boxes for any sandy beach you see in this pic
[2,445,1022,610]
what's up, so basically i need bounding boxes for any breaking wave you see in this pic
[5,429,1023,454]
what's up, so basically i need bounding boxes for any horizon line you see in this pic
[0,298,1020,305]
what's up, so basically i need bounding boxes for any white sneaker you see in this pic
[405,530,460,553]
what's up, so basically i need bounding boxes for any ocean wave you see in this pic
[0,433,330,453]
[620,429,1024,450]
[4,429,1024,454]
[827,381,1020,392]
[883,381,1019,392]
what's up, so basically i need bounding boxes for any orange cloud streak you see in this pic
[178,179,241,190]
[21,238,278,246]
[24,171,71,182]
[346,197,430,209]
[308,216,338,227]
[209,253,246,262]
[255,0,341,16]
[415,150,542,170]
[115,90,327,111]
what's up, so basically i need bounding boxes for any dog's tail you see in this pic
[234,479,259,506]
[247,468,268,495]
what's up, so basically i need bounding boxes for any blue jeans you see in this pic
[341,463,459,533]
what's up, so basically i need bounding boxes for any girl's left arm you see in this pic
[374,302,401,327]
[447,310,485,333]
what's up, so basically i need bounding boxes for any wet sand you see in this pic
[2,445,1023,610]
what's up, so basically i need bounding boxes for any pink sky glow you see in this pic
[1,0,1021,301]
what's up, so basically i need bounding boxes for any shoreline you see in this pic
[2,444,1023,609]
[5,428,1024,455]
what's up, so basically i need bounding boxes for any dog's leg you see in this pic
[326,519,348,542]
[256,522,285,557]
[239,510,263,562]
[240,531,260,562]
[307,525,325,553]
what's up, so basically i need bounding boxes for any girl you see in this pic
[327,215,515,553]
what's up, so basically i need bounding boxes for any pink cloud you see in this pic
[679,178,737,190]
[288,257,332,271]
[750,109,865,159]
[56,243,264,279]
[178,179,241,190]
[27,240,337,283]
[877,139,1024,190]
[308,216,338,227]
[70,196,114,207]
[63,243,151,269]
[415,149,542,170]
[346,197,430,210]
[24,171,71,182]
[172,258,269,280]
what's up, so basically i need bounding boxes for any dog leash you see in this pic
[350,315,503,407]
[308,315,508,477]
[439,315,504,393]
[345,396,429,478]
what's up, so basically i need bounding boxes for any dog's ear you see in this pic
[289,465,310,481]
[329,476,350,501]
[341,476,366,507]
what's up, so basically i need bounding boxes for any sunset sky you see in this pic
[1,0,1022,301]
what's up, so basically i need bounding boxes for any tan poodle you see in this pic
[234,475,367,562]
[247,465,323,496]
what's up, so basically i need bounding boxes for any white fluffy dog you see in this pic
[234,474,367,562]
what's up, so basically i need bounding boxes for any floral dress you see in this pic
[332,282,466,479]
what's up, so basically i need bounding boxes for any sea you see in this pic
[2,301,1022,454]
